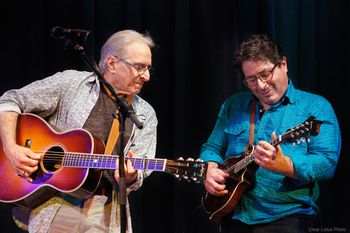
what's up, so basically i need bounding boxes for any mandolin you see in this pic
[201,116,322,223]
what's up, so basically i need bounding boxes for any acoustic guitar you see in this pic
[201,116,322,223]
[0,113,206,206]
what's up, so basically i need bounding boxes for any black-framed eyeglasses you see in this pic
[113,56,153,76]
[243,63,280,87]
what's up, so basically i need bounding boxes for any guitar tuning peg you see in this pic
[186,157,194,161]
[174,174,180,179]
[191,177,198,182]
[182,175,188,180]
[195,158,203,162]
[178,157,184,161]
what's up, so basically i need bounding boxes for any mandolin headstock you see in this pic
[281,116,323,144]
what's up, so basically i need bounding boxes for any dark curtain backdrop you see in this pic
[0,1,349,232]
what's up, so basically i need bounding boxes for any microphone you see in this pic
[50,26,90,42]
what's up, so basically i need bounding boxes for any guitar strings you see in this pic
[25,150,163,167]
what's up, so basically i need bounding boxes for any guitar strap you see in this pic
[245,99,256,155]
[103,84,132,155]
[105,111,120,155]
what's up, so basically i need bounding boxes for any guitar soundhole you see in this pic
[42,146,64,173]
[30,146,64,184]
[30,146,63,184]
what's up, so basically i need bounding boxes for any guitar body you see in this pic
[202,153,258,223]
[0,113,105,205]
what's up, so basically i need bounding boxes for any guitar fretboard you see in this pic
[61,153,166,171]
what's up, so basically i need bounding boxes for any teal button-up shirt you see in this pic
[200,80,341,224]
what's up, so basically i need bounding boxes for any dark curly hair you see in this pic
[234,34,284,75]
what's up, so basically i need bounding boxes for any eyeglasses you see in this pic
[113,56,153,76]
[243,63,280,87]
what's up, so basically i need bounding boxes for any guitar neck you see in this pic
[62,153,167,171]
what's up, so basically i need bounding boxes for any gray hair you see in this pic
[98,30,155,73]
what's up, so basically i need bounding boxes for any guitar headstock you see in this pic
[165,157,207,183]
[282,116,323,144]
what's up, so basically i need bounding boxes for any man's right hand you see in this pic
[0,112,41,181]
[4,144,41,182]
[203,161,230,196]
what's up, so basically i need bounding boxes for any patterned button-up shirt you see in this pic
[0,70,158,232]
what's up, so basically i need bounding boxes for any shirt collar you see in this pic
[284,79,296,104]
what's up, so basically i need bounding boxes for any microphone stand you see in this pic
[63,37,143,233]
